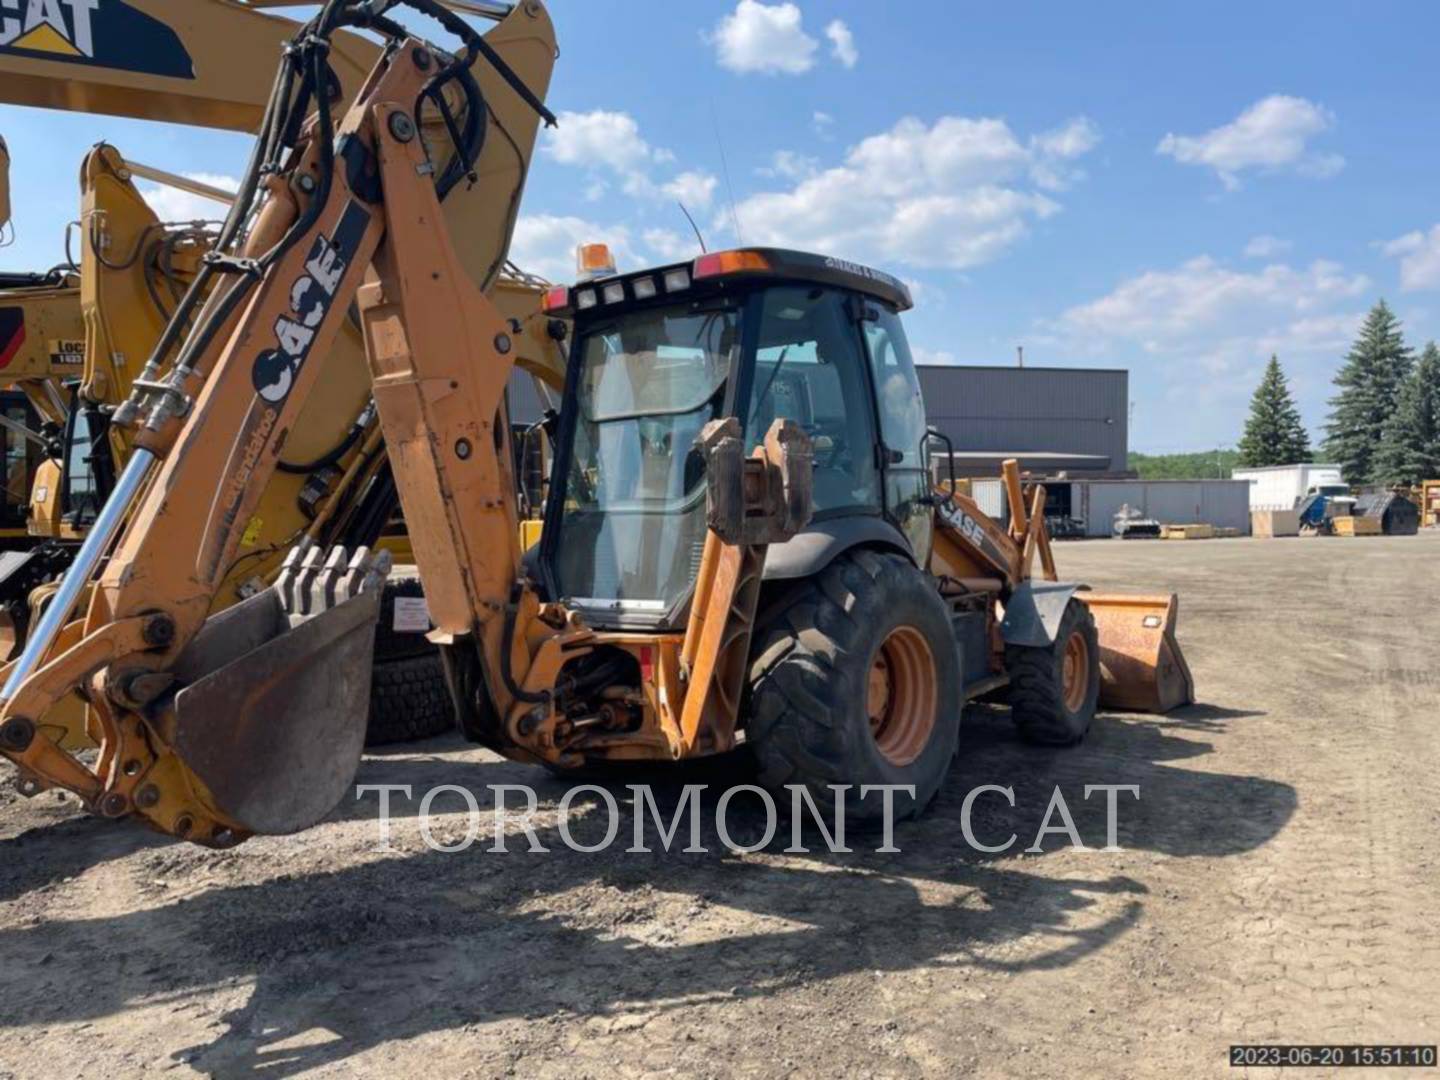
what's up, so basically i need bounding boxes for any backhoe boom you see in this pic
[0,2,559,843]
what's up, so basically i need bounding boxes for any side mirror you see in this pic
[925,427,957,507]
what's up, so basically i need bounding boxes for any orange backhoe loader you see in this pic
[0,1,1191,847]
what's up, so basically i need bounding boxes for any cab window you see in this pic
[863,305,933,561]
[745,287,879,515]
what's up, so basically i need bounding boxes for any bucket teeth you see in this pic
[274,544,390,618]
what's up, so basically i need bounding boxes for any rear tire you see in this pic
[373,576,433,661]
[747,550,962,821]
[366,652,455,747]
[1005,598,1100,745]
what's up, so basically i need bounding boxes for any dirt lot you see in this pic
[1,532,1437,1078]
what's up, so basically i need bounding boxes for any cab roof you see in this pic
[546,246,914,318]
[702,248,914,312]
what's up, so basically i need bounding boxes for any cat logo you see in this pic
[0,0,194,79]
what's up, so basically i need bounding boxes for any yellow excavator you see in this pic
[0,1,1191,846]
[0,0,564,737]
[0,133,84,551]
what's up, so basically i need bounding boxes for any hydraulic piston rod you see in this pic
[0,449,156,700]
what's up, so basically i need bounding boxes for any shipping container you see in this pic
[970,478,1251,538]
[1074,480,1251,538]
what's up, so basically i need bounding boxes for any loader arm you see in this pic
[0,1,559,843]
[928,460,1193,713]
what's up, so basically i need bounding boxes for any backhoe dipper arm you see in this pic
[0,2,557,844]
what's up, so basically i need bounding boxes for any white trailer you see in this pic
[1231,464,1346,511]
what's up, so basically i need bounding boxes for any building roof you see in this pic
[916,363,1130,375]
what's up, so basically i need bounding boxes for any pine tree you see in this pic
[1323,300,1414,484]
[1237,355,1312,466]
[1374,341,1440,485]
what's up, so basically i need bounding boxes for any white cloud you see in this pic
[1043,255,1369,445]
[1030,117,1100,160]
[825,19,858,68]
[1157,95,1344,190]
[139,172,237,223]
[643,227,704,263]
[510,215,638,283]
[1056,257,1367,349]
[1028,117,1101,191]
[812,111,835,138]
[725,114,1099,271]
[544,110,665,196]
[709,1,817,75]
[1244,234,1291,259]
[756,150,820,180]
[660,171,718,210]
[544,109,717,208]
[1382,225,1440,291]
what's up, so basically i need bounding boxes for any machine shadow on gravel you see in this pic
[0,699,1295,1077]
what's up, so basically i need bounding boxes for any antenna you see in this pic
[677,201,707,253]
[1016,345,1024,368]
[710,100,744,245]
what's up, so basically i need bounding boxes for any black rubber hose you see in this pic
[276,403,372,475]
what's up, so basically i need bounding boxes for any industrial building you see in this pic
[918,365,1129,477]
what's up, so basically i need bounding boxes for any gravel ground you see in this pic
[0,532,1436,1078]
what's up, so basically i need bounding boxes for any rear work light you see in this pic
[693,249,771,280]
[575,289,598,310]
[602,281,626,305]
[632,276,658,300]
[663,268,690,293]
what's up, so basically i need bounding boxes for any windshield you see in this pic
[550,301,738,621]
[63,406,104,528]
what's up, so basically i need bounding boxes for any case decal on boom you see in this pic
[0,0,195,80]
[206,199,371,584]
[251,201,370,406]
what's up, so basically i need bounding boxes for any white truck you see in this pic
[1231,464,1354,512]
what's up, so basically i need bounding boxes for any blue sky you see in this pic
[3,1,1439,452]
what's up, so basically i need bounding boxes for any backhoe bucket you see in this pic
[1080,593,1194,713]
[169,546,389,835]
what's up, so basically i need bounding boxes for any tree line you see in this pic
[1237,300,1440,486]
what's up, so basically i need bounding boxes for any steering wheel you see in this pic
[808,423,846,470]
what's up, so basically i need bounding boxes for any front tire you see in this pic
[1004,598,1100,745]
[746,550,962,821]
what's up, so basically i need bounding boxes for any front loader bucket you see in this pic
[169,546,389,836]
[1080,593,1194,714]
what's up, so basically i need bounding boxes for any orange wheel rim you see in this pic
[1062,630,1090,713]
[866,626,938,767]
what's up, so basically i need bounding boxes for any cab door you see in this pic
[859,303,933,563]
